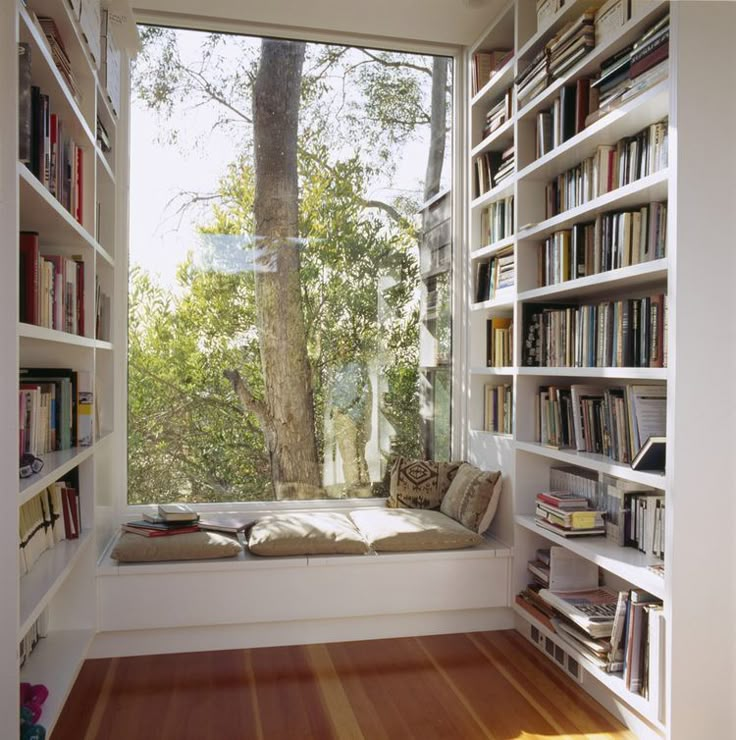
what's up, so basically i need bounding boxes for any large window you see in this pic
[128,26,453,504]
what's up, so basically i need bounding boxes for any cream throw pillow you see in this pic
[440,464,502,534]
[111,530,242,562]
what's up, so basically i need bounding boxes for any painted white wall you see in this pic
[132,0,508,46]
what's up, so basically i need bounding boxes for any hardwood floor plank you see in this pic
[53,631,637,740]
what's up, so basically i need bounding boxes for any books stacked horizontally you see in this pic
[474,246,514,303]
[483,88,513,139]
[535,490,605,537]
[547,9,596,80]
[36,16,80,99]
[515,49,549,106]
[471,49,513,96]
[123,504,200,537]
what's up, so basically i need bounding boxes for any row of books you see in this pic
[536,78,597,158]
[522,294,667,369]
[19,232,85,335]
[544,119,668,219]
[627,491,665,557]
[122,503,254,538]
[536,201,667,286]
[486,317,513,367]
[471,49,512,96]
[36,15,80,98]
[484,383,512,434]
[20,477,80,577]
[480,195,514,246]
[534,383,666,465]
[19,367,93,459]
[19,611,48,669]
[96,277,112,341]
[590,13,669,120]
[482,88,513,139]
[474,247,514,303]
[474,145,515,198]
[535,490,605,537]
[18,45,85,225]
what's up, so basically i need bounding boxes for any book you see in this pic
[157,503,199,522]
[539,586,619,638]
[18,44,32,164]
[631,435,665,472]
[197,514,256,534]
[122,522,200,537]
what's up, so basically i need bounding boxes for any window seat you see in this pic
[94,527,513,655]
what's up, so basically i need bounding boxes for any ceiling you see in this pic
[132,0,508,48]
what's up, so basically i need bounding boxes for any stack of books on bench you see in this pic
[122,504,199,537]
[535,490,605,537]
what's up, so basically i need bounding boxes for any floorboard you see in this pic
[52,630,636,740]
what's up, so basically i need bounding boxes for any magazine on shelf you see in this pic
[539,586,619,638]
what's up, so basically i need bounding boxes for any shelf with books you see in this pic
[471,235,516,261]
[470,288,515,312]
[515,514,664,597]
[515,440,664,488]
[19,528,93,637]
[18,322,96,348]
[518,168,668,241]
[19,446,95,506]
[513,604,664,729]
[471,176,516,211]
[471,56,516,111]
[470,366,516,376]
[18,4,95,146]
[516,1,668,122]
[20,627,95,737]
[517,79,669,181]
[472,116,516,159]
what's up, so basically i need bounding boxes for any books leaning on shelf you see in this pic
[537,201,666,287]
[484,383,512,434]
[479,195,514,246]
[536,78,597,158]
[544,119,668,219]
[19,232,86,335]
[474,145,515,198]
[486,317,513,367]
[631,435,665,472]
[474,247,514,303]
[547,9,596,80]
[535,491,606,536]
[522,293,667,368]
[471,48,513,96]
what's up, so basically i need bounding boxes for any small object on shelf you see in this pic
[631,435,666,472]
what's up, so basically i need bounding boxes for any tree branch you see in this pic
[224,369,270,425]
[359,50,432,76]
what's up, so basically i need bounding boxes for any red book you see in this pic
[63,486,80,538]
[19,232,40,325]
[60,486,73,539]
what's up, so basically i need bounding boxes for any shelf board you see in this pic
[471,236,516,261]
[515,514,665,598]
[18,163,105,257]
[518,259,668,302]
[470,287,515,311]
[18,3,94,147]
[471,57,516,111]
[19,322,96,348]
[96,83,118,130]
[472,116,515,158]
[514,441,666,488]
[514,605,664,730]
[19,446,95,506]
[471,430,513,440]
[471,176,516,210]
[516,1,670,121]
[517,169,669,241]
[470,366,515,376]
[95,339,114,351]
[96,146,116,184]
[517,366,667,380]
[20,628,95,737]
[19,529,94,637]
[517,80,670,183]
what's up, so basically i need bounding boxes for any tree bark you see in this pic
[250,38,321,498]
[424,56,449,201]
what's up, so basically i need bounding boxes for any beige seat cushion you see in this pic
[350,508,482,552]
[440,463,502,534]
[248,512,369,556]
[387,457,463,510]
[111,530,243,562]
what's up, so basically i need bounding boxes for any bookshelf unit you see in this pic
[465,1,736,738]
[0,2,136,737]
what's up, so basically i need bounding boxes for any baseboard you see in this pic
[88,607,514,658]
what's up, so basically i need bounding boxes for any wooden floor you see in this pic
[54,630,635,740]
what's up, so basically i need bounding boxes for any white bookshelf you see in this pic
[0,2,137,736]
[466,1,675,736]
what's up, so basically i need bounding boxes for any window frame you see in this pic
[116,13,468,517]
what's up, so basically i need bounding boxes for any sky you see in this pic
[129,27,451,290]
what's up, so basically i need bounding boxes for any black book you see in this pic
[30,86,41,178]
[18,44,32,164]
[560,84,577,143]
[631,436,666,472]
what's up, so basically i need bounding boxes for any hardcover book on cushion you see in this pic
[440,464,503,534]
[387,457,462,510]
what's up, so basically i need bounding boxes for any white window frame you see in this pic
[115,13,469,518]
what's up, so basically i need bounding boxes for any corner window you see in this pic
[128,26,453,503]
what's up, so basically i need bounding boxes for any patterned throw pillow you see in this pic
[440,463,502,534]
[387,457,463,510]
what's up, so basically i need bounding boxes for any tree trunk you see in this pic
[251,38,321,498]
[424,56,449,201]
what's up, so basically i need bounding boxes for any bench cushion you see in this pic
[248,512,370,556]
[349,509,482,552]
[387,457,463,510]
[440,464,502,534]
[111,530,243,562]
